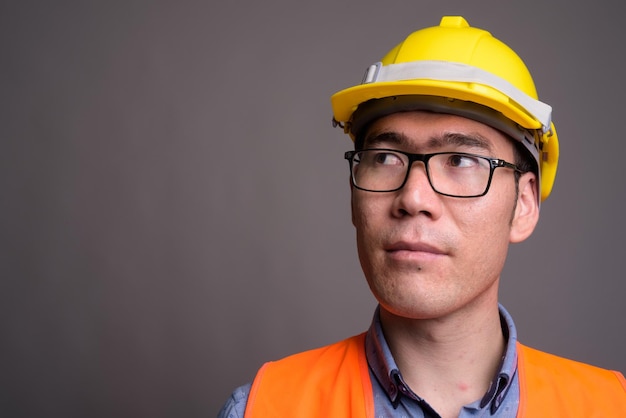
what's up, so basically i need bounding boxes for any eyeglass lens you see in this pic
[350,150,493,196]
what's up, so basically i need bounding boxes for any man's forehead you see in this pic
[363,111,510,152]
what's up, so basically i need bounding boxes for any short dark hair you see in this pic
[512,138,538,179]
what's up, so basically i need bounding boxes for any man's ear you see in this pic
[510,172,540,243]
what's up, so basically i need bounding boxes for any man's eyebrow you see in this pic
[364,131,494,152]
[428,132,494,152]
[363,131,408,148]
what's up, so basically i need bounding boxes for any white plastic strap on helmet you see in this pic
[362,61,553,134]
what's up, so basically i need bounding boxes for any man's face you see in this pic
[351,111,538,320]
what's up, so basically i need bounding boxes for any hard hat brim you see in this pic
[331,78,544,134]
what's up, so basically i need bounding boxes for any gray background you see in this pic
[1,0,625,417]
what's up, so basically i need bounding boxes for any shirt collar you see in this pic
[365,304,519,413]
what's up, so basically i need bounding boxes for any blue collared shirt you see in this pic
[218,305,520,417]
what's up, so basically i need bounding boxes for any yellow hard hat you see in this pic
[331,16,559,201]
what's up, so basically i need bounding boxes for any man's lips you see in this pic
[386,241,446,254]
[384,241,448,261]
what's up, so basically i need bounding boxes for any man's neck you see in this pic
[379,300,506,418]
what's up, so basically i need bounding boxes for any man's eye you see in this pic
[447,154,481,168]
[373,152,403,165]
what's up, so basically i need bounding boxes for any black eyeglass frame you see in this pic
[344,148,523,198]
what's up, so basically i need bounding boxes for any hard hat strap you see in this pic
[362,61,552,134]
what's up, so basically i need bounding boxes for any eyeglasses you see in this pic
[344,148,522,197]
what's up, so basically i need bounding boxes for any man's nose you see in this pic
[391,161,442,218]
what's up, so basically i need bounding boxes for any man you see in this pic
[218,16,626,417]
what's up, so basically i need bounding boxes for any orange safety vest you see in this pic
[245,333,626,417]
